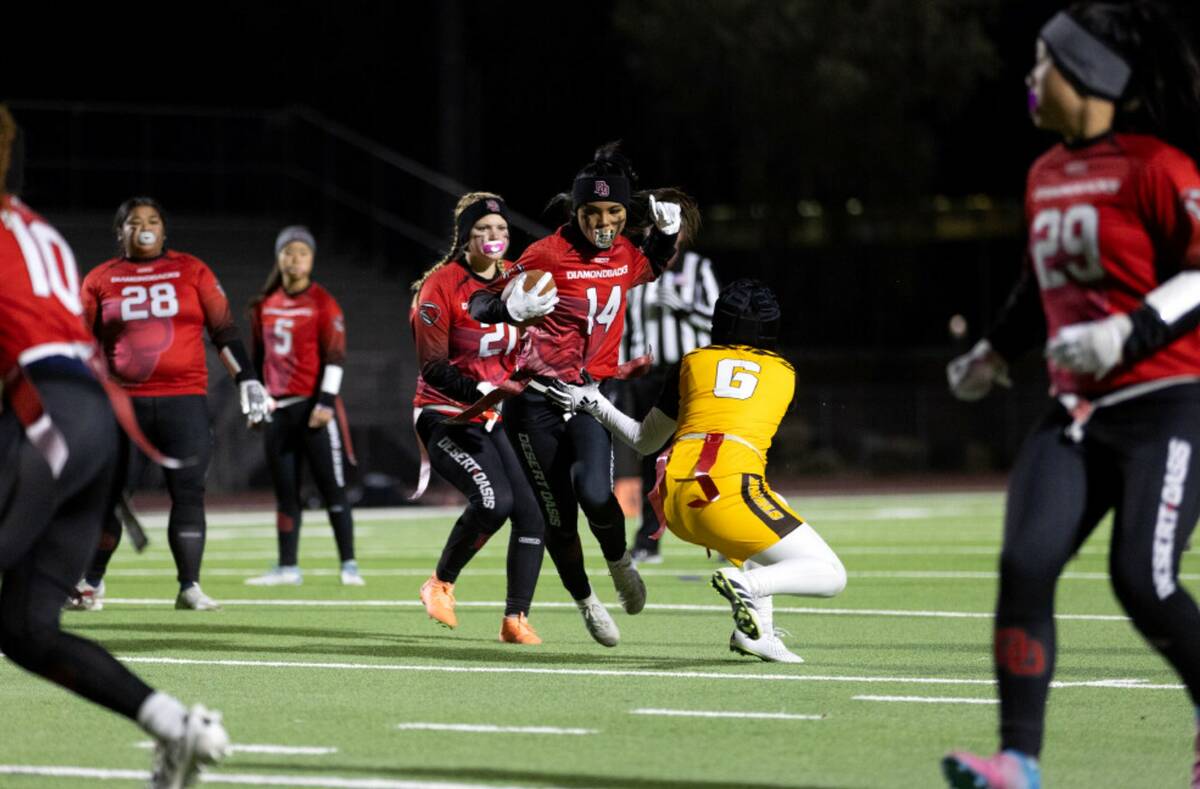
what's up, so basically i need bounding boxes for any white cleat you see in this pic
[65,579,105,611]
[576,595,620,647]
[606,551,646,614]
[147,704,231,789]
[175,585,221,611]
[244,566,302,586]
[730,628,805,663]
[339,561,366,586]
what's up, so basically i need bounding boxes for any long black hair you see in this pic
[545,142,702,242]
[113,196,167,255]
[1070,1,1200,162]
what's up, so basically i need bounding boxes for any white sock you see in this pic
[137,692,187,742]
[742,524,846,598]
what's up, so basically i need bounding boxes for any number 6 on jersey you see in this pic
[713,358,761,399]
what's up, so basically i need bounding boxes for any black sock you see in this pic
[168,509,206,586]
[586,496,628,562]
[86,520,123,585]
[546,530,591,600]
[329,505,354,563]
[995,619,1055,757]
[278,511,301,566]
[505,529,544,616]
[435,511,495,584]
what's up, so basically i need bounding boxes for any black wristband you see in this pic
[222,339,256,384]
[642,227,679,276]
[468,289,514,324]
[317,391,337,408]
[1121,303,1200,364]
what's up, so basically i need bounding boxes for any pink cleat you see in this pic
[941,750,1040,789]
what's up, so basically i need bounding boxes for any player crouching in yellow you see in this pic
[544,279,845,662]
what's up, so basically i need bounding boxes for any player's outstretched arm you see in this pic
[543,381,676,455]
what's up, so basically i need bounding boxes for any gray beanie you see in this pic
[275,225,316,256]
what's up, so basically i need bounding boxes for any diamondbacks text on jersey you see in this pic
[252,283,346,398]
[1026,133,1200,395]
[82,251,240,396]
[509,226,654,383]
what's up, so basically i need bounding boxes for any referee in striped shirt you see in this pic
[615,248,720,563]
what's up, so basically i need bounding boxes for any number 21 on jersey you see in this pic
[713,358,760,399]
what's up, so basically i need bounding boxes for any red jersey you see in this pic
[0,196,92,377]
[511,226,654,383]
[82,250,240,397]
[252,283,346,398]
[411,260,519,412]
[1026,134,1200,396]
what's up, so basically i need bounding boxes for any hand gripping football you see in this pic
[501,270,558,326]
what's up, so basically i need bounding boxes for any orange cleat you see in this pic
[499,613,542,644]
[419,574,457,629]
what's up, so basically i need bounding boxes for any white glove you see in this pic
[239,380,273,426]
[476,381,497,397]
[946,339,1011,401]
[649,194,682,235]
[1045,313,1132,377]
[504,273,559,323]
[542,380,601,415]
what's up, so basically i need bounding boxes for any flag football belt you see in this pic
[646,431,764,541]
[408,402,502,502]
[1057,375,1200,443]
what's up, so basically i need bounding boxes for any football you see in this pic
[500,268,556,300]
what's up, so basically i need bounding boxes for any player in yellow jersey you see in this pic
[545,279,846,662]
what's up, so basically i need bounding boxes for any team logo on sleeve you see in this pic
[418,302,442,326]
[1184,189,1200,223]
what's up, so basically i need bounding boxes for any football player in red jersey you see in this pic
[410,192,547,644]
[245,226,362,587]
[943,4,1200,788]
[75,197,272,611]
[0,105,230,788]
[468,145,692,646]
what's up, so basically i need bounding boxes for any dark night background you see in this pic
[7,0,1200,493]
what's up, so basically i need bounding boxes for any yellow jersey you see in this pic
[664,344,795,478]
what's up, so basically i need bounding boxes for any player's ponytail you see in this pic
[410,191,508,295]
[0,105,23,198]
[1070,1,1200,163]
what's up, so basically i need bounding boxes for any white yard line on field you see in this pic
[91,597,1133,622]
[852,695,998,705]
[134,741,337,755]
[630,708,823,720]
[0,765,540,788]
[92,655,1184,691]
[395,723,595,735]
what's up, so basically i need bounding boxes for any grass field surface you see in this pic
[0,491,1194,788]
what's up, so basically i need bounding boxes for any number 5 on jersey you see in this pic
[714,358,760,399]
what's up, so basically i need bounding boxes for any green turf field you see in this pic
[1,491,1194,788]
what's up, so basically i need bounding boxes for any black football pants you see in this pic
[90,394,212,587]
[418,410,544,616]
[263,398,355,566]
[996,383,1200,756]
[0,371,153,720]
[503,387,629,601]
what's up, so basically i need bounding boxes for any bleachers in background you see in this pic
[52,210,423,500]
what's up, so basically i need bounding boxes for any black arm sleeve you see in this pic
[421,359,482,405]
[985,266,1046,362]
[220,338,257,384]
[468,290,514,324]
[641,227,680,277]
[1123,302,1200,363]
[653,363,681,420]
